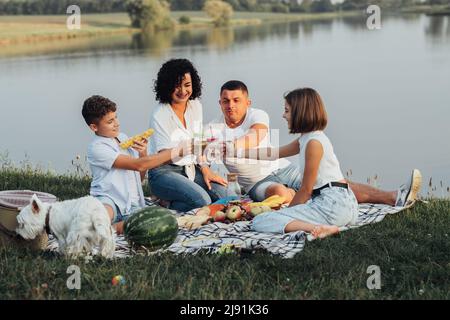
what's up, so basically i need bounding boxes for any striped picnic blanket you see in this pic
[48,200,414,259]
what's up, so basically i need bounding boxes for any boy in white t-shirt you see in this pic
[82,95,190,233]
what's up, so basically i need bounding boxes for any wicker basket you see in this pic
[0,190,57,251]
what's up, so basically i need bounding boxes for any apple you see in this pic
[213,211,226,222]
[250,205,272,217]
[226,205,242,221]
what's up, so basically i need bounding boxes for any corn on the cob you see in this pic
[120,129,154,149]
[248,195,286,208]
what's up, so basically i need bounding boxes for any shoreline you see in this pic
[0,11,362,47]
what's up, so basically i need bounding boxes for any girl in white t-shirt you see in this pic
[236,88,359,239]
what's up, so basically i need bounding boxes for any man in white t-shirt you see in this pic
[209,80,419,207]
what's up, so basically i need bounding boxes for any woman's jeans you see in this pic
[149,164,228,212]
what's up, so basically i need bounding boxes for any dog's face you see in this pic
[16,194,47,240]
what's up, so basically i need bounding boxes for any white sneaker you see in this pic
[395,169,422,207]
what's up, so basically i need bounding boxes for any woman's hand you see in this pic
[171,139,194,161]
[132,138,148,158]
[201,166,228,190]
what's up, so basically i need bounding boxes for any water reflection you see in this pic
[2,14,449,60]
[425,16,450,41]
[131,28,176,56]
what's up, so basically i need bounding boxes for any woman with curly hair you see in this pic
[148,59,228,212]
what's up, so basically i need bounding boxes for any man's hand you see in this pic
[132,138,148,158]
[201,166,227,190]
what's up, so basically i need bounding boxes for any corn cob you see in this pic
[120,129,154,149]
[248,195,286,208]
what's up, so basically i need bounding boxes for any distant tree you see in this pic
[203,0,234,27]
[270,2,290,13]
[300,0,313,12]
[310,0,335,13]
[126,0,174,30]
[224,0,242,10]
[239,0,257,11]
[179,15,191,24]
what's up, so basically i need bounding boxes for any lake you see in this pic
[1,13,449,197]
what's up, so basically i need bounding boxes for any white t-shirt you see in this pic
[210,107,290,192]
[148,99,203,167]
[87,133,145,215]
[298,131,344,189]
[119,148,141,206]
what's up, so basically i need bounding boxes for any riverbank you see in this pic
[0,11,362,47]
[0,166,449,299]
[401,4,450,15]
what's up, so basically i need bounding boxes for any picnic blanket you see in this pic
[47,200,416,259]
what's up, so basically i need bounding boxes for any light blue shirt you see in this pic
[87,133,145,215]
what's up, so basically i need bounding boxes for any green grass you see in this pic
[0,166,449,299]
[401,4,450,15]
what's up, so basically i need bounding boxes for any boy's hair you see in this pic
[82,95,117,126]
[154,59,202,104]
[285,88,328,134]
[220,80,249,95]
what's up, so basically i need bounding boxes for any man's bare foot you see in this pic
[311,225,340,239]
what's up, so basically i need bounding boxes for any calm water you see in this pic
[1,14,449,196]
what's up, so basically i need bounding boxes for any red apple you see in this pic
[213,211,226,222]
[226,205,242,221]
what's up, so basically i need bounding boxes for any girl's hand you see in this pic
[132,138,148,157]
[201,167,228,190]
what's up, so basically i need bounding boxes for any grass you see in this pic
[0,165,449,299]
[401,4,450,15]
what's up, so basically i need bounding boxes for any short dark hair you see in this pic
[220,80,248,95]
[154,59,202,104]
[284,88,328,134]
[82,95,117,126]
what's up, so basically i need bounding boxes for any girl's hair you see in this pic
[154,59,202,104]
[284,88,328,134]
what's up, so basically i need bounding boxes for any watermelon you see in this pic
[124,206,178,251]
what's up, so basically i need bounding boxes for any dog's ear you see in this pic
[31,194,41,214]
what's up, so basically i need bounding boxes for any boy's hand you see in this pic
[132,138,148,157]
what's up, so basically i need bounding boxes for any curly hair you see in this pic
[154,59,202,104]
[82,95,117,126]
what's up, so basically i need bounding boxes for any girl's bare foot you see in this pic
[311,225,339,239]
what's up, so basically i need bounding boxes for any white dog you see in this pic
[16,194,115,259]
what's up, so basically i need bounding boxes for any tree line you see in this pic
[0,0,449,15]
